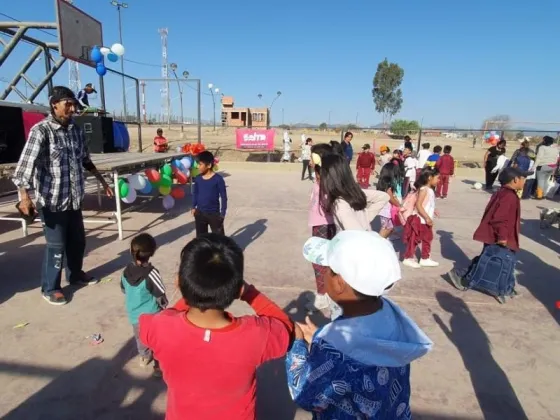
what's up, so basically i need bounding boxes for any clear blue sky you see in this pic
[1,0,559,128]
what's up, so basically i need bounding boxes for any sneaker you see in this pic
[139,356,152,368]
[42,291,67,306]
[69,272,99,286]
[402,258,421,269]
[420,259,440,267]
[447,269,467,291]
[305,293,330,311]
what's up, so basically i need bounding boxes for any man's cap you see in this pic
[499,166,530,185]
[85,83,97,93]
[362,143,370,150]
[380,145,389,152]
[303,230,401,297]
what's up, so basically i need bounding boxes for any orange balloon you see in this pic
[170,187,185,199]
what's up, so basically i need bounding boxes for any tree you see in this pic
[372,58,404,127]
[319,122,328,130]
[390,119,420,136]
[515,131,525,140]
[278,124,291,130]
[481,114,511,131]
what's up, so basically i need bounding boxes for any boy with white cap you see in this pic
[287,230,433,419]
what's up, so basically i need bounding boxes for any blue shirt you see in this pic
[342,141,353,162]
[192,173,228,217]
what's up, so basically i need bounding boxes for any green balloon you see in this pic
[160,174,172,187]
[120,182,129,198]
[162,164,172,176]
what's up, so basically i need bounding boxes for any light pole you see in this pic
[208,83,219,131]
[267,91,282,129]
[110,1,128,121]
[170,63,189,138]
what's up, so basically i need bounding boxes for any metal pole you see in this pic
[0,27,27,67]
[135,78,142,152]
[197,79,202,143]
[28,57,66,102]
[282,108,284,125]
[43,48,53,94]
[117,6,127,122]
[211,90,216,131]
[99,74,106,111]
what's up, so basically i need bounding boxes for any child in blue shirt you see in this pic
[288,230,433,419]
[121,233,168,375]
[192,151,228,237]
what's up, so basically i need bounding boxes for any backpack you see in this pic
[464,244,516,303]
[398,191,418,226]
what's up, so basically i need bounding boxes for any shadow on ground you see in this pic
[230,219,268,250]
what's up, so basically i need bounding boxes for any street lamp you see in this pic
[170,63,188,138]
[268,91,282,129]
[110,1,128,121]
[208,83,220,131]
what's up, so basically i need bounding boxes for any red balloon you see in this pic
[145,168,160,183]
[175,171,188,184]
[170,187,185,199]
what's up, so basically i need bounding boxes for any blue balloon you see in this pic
[96,63,107,76]
[173,159,184,171]
[90,46,103,63]
[139,182,152,194]
[107,52,119,63]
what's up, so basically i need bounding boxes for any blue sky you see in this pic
[1,0,559,128]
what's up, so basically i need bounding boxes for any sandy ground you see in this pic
[131,125,490,165]
[0,164,559,420]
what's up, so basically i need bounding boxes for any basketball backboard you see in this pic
[55,0,103,67]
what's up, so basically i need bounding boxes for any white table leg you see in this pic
[113,170,123,240]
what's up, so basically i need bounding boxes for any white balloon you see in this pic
[162,195,175,210]
[100,47,111,56]
[111,43,125,56]
[176,146,183,153]
[181,157,191,169]
[474,182,483,190]
[122,188,137,203]
[183,169,190,178]
[128,174,147,190]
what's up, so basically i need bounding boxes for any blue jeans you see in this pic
[39,208,86,294]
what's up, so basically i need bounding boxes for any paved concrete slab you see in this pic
[0,167,559,420]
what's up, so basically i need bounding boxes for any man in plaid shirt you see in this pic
[12,86,113,306]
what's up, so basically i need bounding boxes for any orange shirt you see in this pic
[154,136,168,153]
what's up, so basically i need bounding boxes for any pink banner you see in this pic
[235,129,275,151]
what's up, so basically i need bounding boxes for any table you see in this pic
[0,152,189,240]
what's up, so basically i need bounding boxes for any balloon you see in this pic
[173,159,184,170]
[192,160,198,169]
[159,185,171,196]
[162,164,173,176]
[170,187,185,199]
[100,47,111,56]
[162,195,175,210]
[474,182,483,190]
[160,174,173,187]
[145,168,160,183]
[122,188,137,204]
[96,63,107,76]
[119,182,129,198]
[484,132,490,139]
[176,146,183,153]
[214,157,220,164]
[90,46,103,63]
[139,182,152,194]
[175,171,188,184]
[128,174,147,190]
[183,169,190,178]
[107,52,119,63]
[180,157,191,169]
[214,164,220,172]
[111,43,126,56]
[191,167,199,177]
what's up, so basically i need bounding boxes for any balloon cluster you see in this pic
[90,43,126,77]
[181,143,206,156]
[484,131,501,146]
[116,157,192,211]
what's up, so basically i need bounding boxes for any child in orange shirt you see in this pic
[153,128,169,153]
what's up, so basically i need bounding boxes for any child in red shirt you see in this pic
[139,234,293,420]
[153,128,169,153]
[356,143,375,188]
[435,145,455,198]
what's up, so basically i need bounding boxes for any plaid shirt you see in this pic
[12,115,93,211]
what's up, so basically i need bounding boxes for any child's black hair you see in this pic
[197,150,215,168]
[329,140,344,156]
[320,153,367,214]
[422,142,430,150]
[543,136,554,146]
[377,162,403,192]
[433,145,443,154]
[414,167,439,189]
[178,233,244,311]
[131,233,157,263]
[443,145,452,154]
[157,128,163,134]
[305,137,313,145]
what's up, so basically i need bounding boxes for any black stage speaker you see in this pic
[0,105,26,164]
[73,115,115,153]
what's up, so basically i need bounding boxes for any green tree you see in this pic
[319,122,328,130]
[515,131,525,140]
[372,58,404,127]
[278,124,291,130]
[390,119,420,136]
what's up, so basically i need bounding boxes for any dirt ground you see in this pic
[0,163,558,419]
[131,125,492,166]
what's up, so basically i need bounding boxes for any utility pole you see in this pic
[110,1,128,120]
[158,28,170,126]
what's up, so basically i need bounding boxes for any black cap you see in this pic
[499,167,531,185]
[49,86,77,105]
[363,143,370,149]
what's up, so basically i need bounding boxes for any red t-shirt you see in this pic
[356,152,375,169]
[139,285,293,420]
[154,136,168,153]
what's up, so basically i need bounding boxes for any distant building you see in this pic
[220,96,269,128]
[423,130,442,137]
